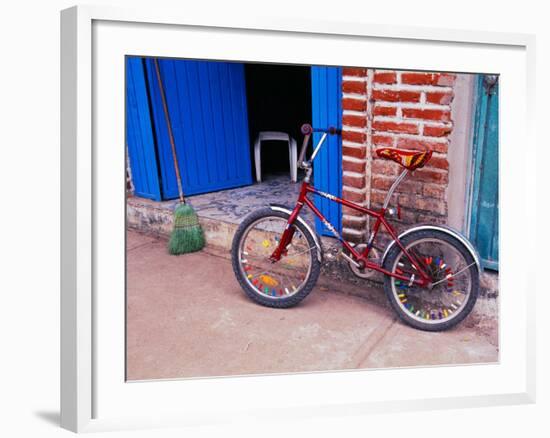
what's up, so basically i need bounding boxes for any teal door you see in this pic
[469,74,499,270]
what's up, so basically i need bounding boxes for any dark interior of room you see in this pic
[245,63,312,180]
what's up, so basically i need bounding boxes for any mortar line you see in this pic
[365,68,374,232]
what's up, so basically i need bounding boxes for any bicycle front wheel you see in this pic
[231,207,321,308]
[382,229,480,331]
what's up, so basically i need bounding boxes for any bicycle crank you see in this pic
[347,243,380,279]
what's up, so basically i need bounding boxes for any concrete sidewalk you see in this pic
[126,230,498,381]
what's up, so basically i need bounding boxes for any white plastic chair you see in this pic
[253,131,297,183]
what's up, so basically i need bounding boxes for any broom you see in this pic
[153,58,205,255]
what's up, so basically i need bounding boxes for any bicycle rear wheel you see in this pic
[383,229,480,331]
[231,207,321,308]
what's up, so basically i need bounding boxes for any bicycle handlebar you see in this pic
[300,123,341,136]
[298,123,341,169]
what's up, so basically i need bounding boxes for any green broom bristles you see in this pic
[168,203,205,255]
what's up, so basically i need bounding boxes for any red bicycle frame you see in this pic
[270,126,432,287]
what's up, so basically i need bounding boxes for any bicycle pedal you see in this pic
[324,244,342,262]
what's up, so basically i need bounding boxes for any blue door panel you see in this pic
[208,63,230,182]
[470,75,499,270]
[145,58,253,199]
[311,66,343,235]
[125,57,162,201]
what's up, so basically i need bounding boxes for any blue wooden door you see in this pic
[311,66,343,236]
[126,57,162,201]
[469,74,499,270]
[145,59,253,199]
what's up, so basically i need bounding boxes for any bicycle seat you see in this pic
[375,147,432,171]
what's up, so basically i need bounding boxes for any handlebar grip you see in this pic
[328,126,341,135]
[301,123,313,135]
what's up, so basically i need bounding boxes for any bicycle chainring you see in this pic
[348,244,380,279]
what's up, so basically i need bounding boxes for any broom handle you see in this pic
[153,58,185,203]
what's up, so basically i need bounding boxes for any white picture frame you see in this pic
[60,4,536,433]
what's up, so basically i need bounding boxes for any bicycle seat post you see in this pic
[383,169,409,209]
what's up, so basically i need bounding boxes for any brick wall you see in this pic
[341,68,456,245]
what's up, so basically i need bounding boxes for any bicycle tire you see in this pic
[231,207,321,308]
[382,229,480,331]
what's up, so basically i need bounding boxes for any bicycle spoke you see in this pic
[238,216,313,299]
[430,262,477,286]
[391,238,472,324]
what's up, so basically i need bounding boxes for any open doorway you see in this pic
[245,63,312,181]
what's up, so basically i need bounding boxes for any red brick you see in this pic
[372,159,400,176]
[343,81,366,94]
[343,206,365,217]
[372,134,394,147]
[342,145,366,159]
[401,72,456,86]
[373,72,397,84]
[373,175,422,195]
[371,175,393,191]
[402,108,451,122]
[372,120,419,135]
[343,67,367,77]
[373,105,397,116]
[343,159,366,174]
[342,130,367,144]
[426,91,454,105]
[401,72,440,85]
[396,137,448,153]
[342,216,367,230]
[395,208,418,225]
[426,155,449,170]
[372,89,421,103]
[370,189,387,205]
[343,174,365,189]
[411,168,449,184]
[342,230,365,244]
[400,181,423,195]
[424,124,453,137]
[418,198,446,215]
[343,98,367,112]
[423,184,446,199]
[343,188,367,204]
[398,194,446,215]
[417,213,447,224]
[343,114,367,128]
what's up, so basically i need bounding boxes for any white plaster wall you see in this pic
[447,73,476,231]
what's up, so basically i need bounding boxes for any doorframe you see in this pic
[447,74,476,233]
[463,76,480,238]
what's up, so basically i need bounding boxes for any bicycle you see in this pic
[231,124,481,331]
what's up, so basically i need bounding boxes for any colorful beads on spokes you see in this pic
[393,253,465,322]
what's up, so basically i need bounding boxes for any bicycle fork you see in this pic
[269,203,303,262]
